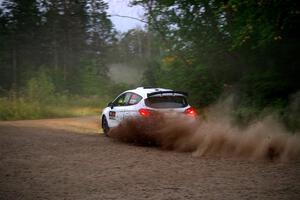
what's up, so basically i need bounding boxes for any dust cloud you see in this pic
[109,99,300,162]
[108,63,146,84]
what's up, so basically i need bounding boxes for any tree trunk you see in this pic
[12,44,17,89]
[53,39,58,71]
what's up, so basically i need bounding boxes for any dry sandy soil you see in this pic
[0,116,299,200]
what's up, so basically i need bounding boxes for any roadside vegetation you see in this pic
[0,96,100,120]
[0,70,126,120]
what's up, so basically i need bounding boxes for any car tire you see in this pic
[102,116,110,137]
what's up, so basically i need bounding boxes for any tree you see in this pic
[0,0,42,90]
[0,0,116,94]
[133,0,300,108]
[85,0,116,77]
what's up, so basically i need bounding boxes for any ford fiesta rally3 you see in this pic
[101,87,197,136]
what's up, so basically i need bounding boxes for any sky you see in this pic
[104,0,145,32]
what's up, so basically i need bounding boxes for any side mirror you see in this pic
[108,102,114,109]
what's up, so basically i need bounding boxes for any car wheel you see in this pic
[102,116,110,137]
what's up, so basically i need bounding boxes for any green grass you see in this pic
[0,95,108,120]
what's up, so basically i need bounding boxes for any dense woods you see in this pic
[134,0,300,130]
[0,0,114,94]
[0,0,299,130]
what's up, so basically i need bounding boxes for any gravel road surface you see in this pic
[0,116,299,200]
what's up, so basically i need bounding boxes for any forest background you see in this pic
[0,0,299,131]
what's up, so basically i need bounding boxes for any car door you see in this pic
[108,92,133,127]
[108,93,127,127]
[120,92,132,119]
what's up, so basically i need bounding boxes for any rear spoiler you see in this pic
[147,91,188,97]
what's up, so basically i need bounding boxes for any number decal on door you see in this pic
[109,111,116,119]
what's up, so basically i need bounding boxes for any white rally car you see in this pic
[101,87,197,136]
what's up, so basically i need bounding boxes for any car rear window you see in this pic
[144,96,188,108]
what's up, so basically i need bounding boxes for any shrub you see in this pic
[26,70,55,103]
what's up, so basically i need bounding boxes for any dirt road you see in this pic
[0,116,299,200]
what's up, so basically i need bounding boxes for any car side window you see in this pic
[128,93,142,105]
[124,93,132,105]
[113,93,127,106]
[112,92,133,107]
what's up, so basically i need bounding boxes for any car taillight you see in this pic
[139,108,151,117]
[184,107,197,117]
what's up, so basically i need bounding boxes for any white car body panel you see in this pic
[101,87,192,129]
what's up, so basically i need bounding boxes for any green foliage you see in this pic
[79,64,105,96]
[239,70,291,108]
[134,0,300,130]
[227,0,298,48]
[0,0,114,94]
[0,97,41,120]
[26,70,55,102]
[0,0,123,121]
[0,94,107,120]
[143,58,222,107]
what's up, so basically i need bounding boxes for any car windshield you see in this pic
[145,95,188,108]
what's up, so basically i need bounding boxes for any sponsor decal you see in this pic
[109,111,116,119]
